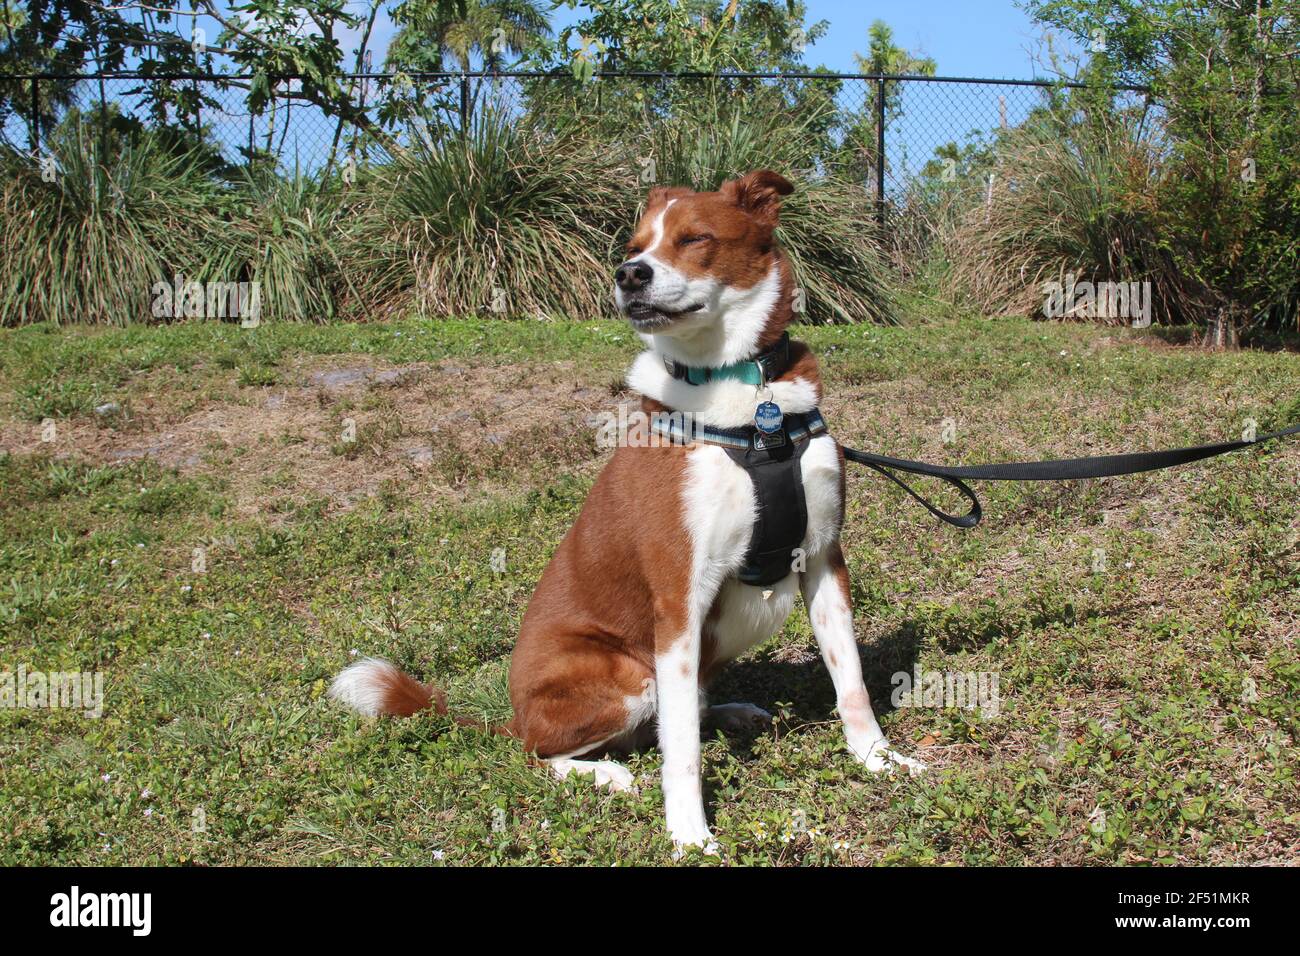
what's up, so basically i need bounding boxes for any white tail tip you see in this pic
[328,657,402,717]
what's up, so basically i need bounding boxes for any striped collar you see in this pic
[648,408,828,452]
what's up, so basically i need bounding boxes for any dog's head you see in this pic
[614,170,795,361]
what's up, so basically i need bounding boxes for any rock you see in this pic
[95,402,121,417]
[109,446,160,461]
[310,368,371,389]
[310,366,419,390]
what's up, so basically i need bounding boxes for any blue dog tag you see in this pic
[754,400,783,434]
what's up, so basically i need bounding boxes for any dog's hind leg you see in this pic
[548,756,637,792]
[802,542,924,775]
[512,637,657,794]
[544,676,657,793]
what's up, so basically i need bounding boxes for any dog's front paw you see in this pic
[667,813,718,861]
[851,736,927,775]
[670,831,720,861]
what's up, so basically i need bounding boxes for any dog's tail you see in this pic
[328,657,446,718]
[328,657,511,734]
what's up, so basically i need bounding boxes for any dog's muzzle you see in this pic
[615,260,653,293]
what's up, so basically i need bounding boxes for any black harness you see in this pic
[653,333,822,588]
[719,411,826,586]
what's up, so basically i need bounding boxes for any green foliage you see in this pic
[210,168,356,323]
[8,0,1295,340]
[519,2,836,166]
[850,18,939,147]
[538,0,828,74]
[854,20,938,82]
[1023,0,1300,332]
[345,109,635,321]
[834,22,939,205]
[0,1,398,153]
[387,0,552,72]
[937,109,1178,322]
[332,93,897,326]
[0,118,227,327]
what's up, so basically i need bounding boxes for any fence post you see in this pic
[30,75,39,155]
[875,76,886,224]
[459,73,470,133]
[99,76,109,170]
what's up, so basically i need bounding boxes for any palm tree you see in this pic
[386,0,552,74]
[843,21,937,192]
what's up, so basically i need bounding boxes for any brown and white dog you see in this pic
[330,170,921,852]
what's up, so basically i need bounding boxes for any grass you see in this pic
[346,110,635,323]
[938,113,1180,325]
[3,106,900,329]
[210,168,356,324]
[1,313,1297,865]
[0,122,227,327]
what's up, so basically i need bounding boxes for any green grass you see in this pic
[0,123,228,327]
[345,109,634,323]
[1,314,1297,865]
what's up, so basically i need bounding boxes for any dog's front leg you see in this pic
[802,542,924,774]
[655,619,715,855]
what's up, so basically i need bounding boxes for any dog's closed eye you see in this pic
[677,234,712,247]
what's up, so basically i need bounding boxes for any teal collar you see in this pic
[664,332,791,388]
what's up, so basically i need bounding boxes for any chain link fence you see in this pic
[0,70,1149,230]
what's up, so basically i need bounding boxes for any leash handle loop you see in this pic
[845,449,983,529]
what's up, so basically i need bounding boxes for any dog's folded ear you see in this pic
[721,170,794,226]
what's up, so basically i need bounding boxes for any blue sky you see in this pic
[342,0,1076,80]
[549,0,1074,79]
[801,0,1075,78]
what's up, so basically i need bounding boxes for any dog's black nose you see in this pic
[615,260,653,292]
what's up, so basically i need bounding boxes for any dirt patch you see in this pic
[0,354,630,520]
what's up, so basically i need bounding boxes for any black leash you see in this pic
[843,422,1300,529]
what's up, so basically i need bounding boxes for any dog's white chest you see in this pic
[683,434,842,664]
[709,575,801,664]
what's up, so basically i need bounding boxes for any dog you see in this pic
[329,169,922,853]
